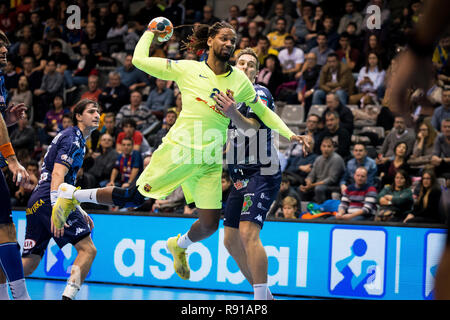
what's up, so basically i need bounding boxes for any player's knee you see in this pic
[223,230,238,252]
[239,222,260,246]
[201,218,219,234]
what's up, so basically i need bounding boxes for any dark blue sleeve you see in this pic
[247,85,275,124]
[131,151,143,169]
[54,134,76,169]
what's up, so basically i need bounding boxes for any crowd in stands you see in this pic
[2,0,450,224]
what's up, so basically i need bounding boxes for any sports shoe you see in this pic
[51,183,80,230]
[167,234,190,280]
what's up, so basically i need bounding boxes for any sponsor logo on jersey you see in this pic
[26,199,45,215]
[144,184,152,192]
[23,239,36,250]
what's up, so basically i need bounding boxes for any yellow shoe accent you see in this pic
[51,187,81,229]
[167,234,190,280]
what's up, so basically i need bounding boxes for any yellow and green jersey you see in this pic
[132,31,295,152]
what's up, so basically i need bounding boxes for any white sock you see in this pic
[0,283,9,300]
[177,233,193,249]
[9,279,30,300]
[74,189,98,204]
[253,283,268,300]
[62,281,80,300]
[267,287,274,300]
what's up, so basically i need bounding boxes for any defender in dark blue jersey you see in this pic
[22,99,99,300]
[213,48,307,300]
[0,30,31,300]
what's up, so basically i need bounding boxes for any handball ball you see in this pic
[148,17,173,42]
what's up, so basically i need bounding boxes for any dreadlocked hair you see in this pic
[181,21,234,56]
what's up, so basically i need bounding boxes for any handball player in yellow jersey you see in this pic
[52,21,307,281]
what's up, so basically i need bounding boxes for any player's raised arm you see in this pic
[132,20,180,81]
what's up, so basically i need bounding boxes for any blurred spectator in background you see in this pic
[117,54,149,92]
[99,71,130,114]
[281,196,299,219]
[349,51,386,106]
[312,52,354,106]
[376,169,413,222]
[264,2,293,35]
[379,142,411,189]
[296,52,321,119]
[10,112,35,154]
[201,4,220,26]
[116,90,155,131]
[378,116,416,163]
[256,54,284,98]
[334,167,377,221]
[335,32,360,72]
[408,121,437,171]
[278,35,304,81]
[340,143,377,195]
[300,137,345,204]
[323,92,354,134]
[266,17,290,52]
[431,88,450,132]
[404,169,444,224]
[431,118,450,179]
[337,1,363,35]
[9,75,32,111]
[146,78,174,114]
[253,35,279,67]
[20,56,43,93]
[268,173,301,217]
[148,110,177,150]
[108,136,143,188]
[315,111,352,160]
[81,75,102,102]
[88,133,119,187]
[309,32,334,67]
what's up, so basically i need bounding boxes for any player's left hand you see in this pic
[290,135,310,156]
[213,91,238,118]
[4,103,27,126]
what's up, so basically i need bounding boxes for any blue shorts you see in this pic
[0,170,12,225]
[223,172,281,229]
[22,190,91,257]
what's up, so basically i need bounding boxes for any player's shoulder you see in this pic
[254,84,273,100]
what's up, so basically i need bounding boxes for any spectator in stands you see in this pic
[301,113,322,145]
[337,1,364,35]
[349,51,386,106]
[115,90,156,131]
[64,43,97,90]
[379,141,411,189]
[33,58,64,122]
[376,169,414,222]
[117,54,149,92]
[404,169,444,224]
[10,113,35,154]
[43,95,69,129]
[340,143,378,195]
[240,2,265,31]
[309,32,335,67]
[61,113,73,129]
[88,133,119,187]
[12,160,39,207]
[408,121,437,171]
[116,118,151,157]
[105,13,128,54]
[266,17,290,52]
[9,75,32,110]
[303,5,326,45]
[43,17,62,41]
[48,40,71,82]
[29,12,44,42]
[431,88,450,132]
[4,59,19,90]
[281,196,299,219]
[431,118,450,179]
[335,32,360,72]
[410,69,442,125]
[148,110,177,149]
[312,52,354,106]
[253,35,279,67]
[300,137,345,204]
[264,2,293,35]
[146,78,174,113]
[31,41,47,74]
[201,4,220,26]
[268,173,301,217]
[107,136,143,188]
[98,71,130,114]
[308,16,339,52]
[83,22,103,55]
[244,20,262,48]
[81,75,102,102]
[152,186,185,214]
[134,0,163,31]
[290,3,313,45]
[231,36,250,64]
[99,113,119,146]
[378,116,416,162]
[20,56,43,93]
[284,135,317,187]
[256,54,284,98]
[296,52,321,119]
[323,92,354,134]
[334,167,377,221]
[277,35,304,81]
[315,111,352,160]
